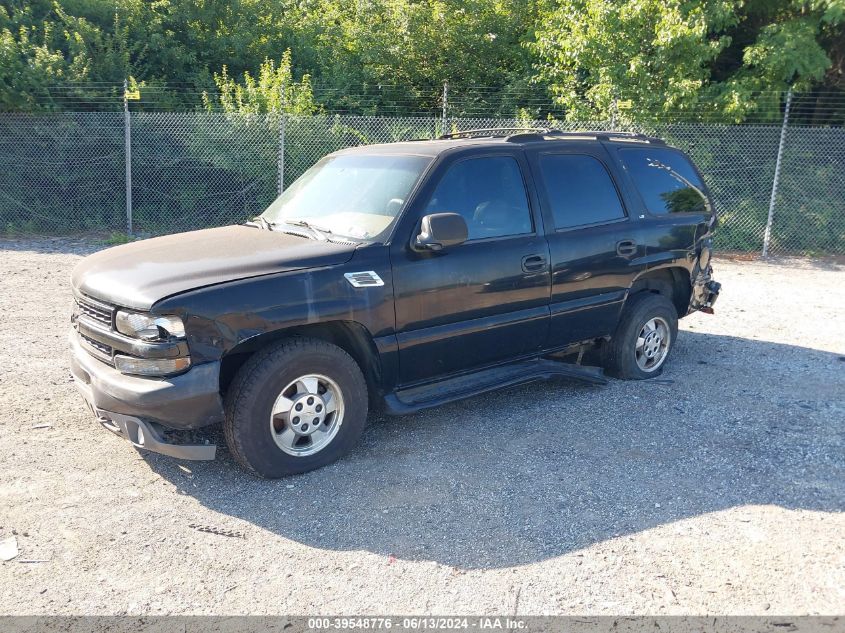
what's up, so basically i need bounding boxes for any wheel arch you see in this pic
[219,321,383,403]
[628,266,692,317]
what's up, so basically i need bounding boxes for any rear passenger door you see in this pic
[527,146,647,348]
[614,146,714,264]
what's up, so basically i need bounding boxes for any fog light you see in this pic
[113,355,191,376]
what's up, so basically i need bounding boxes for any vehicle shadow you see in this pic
[143,331,845,569]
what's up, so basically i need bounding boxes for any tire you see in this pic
[601,292,679,380]
[223,337,368,478]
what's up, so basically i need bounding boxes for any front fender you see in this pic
[153,245,396,365]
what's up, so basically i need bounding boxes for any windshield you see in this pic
[261,153,431,241]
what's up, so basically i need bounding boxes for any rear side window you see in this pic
[537,154,626,229]
[425,156,533,240]
[619,148,708,214]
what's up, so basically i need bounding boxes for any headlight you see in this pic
[114,355,191,376]
[115,310,186,340]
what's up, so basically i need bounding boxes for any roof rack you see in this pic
[438,127,550,140]
[437,127,664,144]
[525,130,665,143]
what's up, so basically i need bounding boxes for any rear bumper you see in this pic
[69,331,224,431]
[690,266,721,313]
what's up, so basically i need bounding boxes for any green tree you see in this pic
[532,0,845,122]
[0,2,69,110]
[282,0,542,115]
[204,50,317,114]
[1,0,844,119]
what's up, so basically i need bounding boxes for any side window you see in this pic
[538,154,626,229]
[619,148,708,214]
[425,156,532,240]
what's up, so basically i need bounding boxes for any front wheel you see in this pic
[602,292,679,380]
[223,338,368,478]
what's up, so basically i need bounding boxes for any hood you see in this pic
[72,225,357,310]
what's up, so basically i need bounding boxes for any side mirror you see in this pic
[413,212,468,252]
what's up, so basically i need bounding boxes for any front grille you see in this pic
[77,297,113,327]
[80,332,113,359]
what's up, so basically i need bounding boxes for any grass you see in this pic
[103,231,135,245]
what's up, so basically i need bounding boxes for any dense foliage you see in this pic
[1,0,843,121]
[533,0,845,122]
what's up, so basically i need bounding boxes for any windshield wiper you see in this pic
[285,219,333,241]
[246,216,273,230]
[246,216,338,241]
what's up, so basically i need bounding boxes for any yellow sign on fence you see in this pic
[124,89,141,101]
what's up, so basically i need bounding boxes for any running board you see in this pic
[383,359,607,415]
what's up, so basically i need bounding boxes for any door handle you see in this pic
[616,240,637,257]
[521,254,548,272]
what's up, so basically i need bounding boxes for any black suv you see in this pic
[70,128,720,478]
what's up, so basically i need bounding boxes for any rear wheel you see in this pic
[223,338,368,478]
[602,292,678,380]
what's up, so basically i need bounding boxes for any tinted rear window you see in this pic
[619,148,708,214]
[537,154,626,229]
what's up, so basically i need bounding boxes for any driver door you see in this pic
[390,150,552,386]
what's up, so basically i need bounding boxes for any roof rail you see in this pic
[437,127,665,144]
[543,130,665,143]
[438,127,550,140]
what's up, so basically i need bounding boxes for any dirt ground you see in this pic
[0,237,843,615]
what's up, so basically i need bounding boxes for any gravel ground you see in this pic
[0,237,843,616]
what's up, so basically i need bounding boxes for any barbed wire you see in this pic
[7,82,845,124]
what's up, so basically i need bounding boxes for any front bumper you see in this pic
[70,330,224,431]
[87,406,216,461]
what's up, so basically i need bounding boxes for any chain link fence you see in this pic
[0,113,126,233]
[1,112,843,254]
[131,113,280,234]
